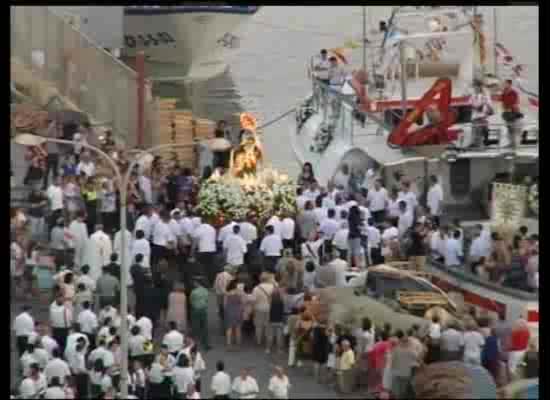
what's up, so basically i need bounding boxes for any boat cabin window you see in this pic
[369,272,437,298]
[384,108,424,128]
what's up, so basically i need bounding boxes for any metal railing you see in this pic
[11,6,154,147]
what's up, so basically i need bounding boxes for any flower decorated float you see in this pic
[195,113,297,227]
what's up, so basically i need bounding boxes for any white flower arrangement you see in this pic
[195,168,297,227]
[528,183,538,216]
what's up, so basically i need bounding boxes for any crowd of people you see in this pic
[11,115,538,399]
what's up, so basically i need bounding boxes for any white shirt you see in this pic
[320,218,339,240]
[163,330,184,353]
[333,228,350,250]
[232,376,260,399]
[281,218,295,240]
[173,366,195,393]
[427,184,444,216]
[399,190,418,212]
[194,224,217,253]
[313,207,328,224]
[398,211,414,237]
[136,317,153,341]
[332,171,350,190]
[134,215,153,240]
[180,217,196,238]
[77,309,98,334]
[131,238,151,268]
[64,332,89,359]
[76,274,96,292]
[47,185,64,211]
[20,375,47,399]
[44,358,71,384]
[129,334,147,357]
[40,336,59,358]
[367,225,381,248]
[169,219,183,239]
[444,238,463,267]
[463,330,485,363]
[49,302,72,328]
[13,312,35,337]
[32,348,51,370]
[21,352,38,377]
[260,234,284,257]
[367,188,388,212]
[224,233,248,266]
[239,222,258,244]
[76,161,95,177]
[387,199,401,218]
[44,386,66,399]
[429,323,442,340]
[296,195,309,210]
[67,350,86,374]
[266,216,282,237]
[211,371,232,396]
[152,221,173,247]
[331,259,349,288]
[218,222,237,244]
[469,236,490,261]
[382,227,399,243]
[268,375,291,399]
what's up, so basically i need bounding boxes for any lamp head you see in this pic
[13,133,46,147]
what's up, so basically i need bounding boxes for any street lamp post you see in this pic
[14,133,202,398]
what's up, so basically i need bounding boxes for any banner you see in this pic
[491,183,528,227]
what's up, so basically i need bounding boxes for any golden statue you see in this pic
[230,113,264,178]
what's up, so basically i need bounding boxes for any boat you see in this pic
[53,5,260,81]
[291,6,538,336]
[123,5,259,80]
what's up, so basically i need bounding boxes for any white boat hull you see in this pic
[123,7,257,80]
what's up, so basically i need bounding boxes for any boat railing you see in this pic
[429,258,538,301]
[308,77,538,154]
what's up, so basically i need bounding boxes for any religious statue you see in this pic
[229,113,264,178]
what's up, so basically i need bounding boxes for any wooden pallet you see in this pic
[397,291,448,310]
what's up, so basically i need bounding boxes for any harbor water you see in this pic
[157,6,539,178]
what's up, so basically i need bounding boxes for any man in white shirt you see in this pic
[151,211,174,271]
[44,349,71,385]
[46,176,64,215]
[366,219,382,265]
[218,220,238,248]
[232,368,260,399]
[75,152,95,178]
[163,321,184,356]
[19,364,47,399]
[440,323,465,362]
[266,214,283,238]
[49,295,72,353]
[131,230,151,269]
[280,215,296,252]
[135,316,153,341]
[427,175,444,227]
[312,49,330,84]
[193,220,218,285]
[260,225,284,273]
[333,221,350,261]
[399,180,418,216]
[210,360,232,398]
[444,230,464,268]
[134,206,154,240]
[252,277,276,346]
[223,225,248,268]
[13,305,35,357]
[77,301,98,350]
[397,201,414,238]
[320,209,339,241]
[76,265,96,292]
[37,324,59,359]
[44,377,67,399]
[328,56,346,87]
[367,179,388,224]
[268,366,291,399]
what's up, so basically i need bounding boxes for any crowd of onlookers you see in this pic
[11,116,538,399]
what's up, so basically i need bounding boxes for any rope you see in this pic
[257,107,296,131]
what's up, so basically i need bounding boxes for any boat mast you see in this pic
[493,7,499,76]
[399,40,408,120]
[362,6,367,76]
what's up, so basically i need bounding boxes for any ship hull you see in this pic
[123,6,259,80]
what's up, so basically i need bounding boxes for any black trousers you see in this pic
[371,247,383,265]
[16,335,28,357]
[100,212,117,236]
[52,327,69,353]
[264,255,280,273]
[75,373,89,398]
[197,252,217,287]
[337,248,348,261]
[214,395,230,399]
[85,332,96,352]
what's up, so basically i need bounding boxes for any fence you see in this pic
[11,6,154,147]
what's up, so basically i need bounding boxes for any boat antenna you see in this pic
[493,7,499,76]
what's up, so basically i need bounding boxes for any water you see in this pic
[158,6,539,177]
